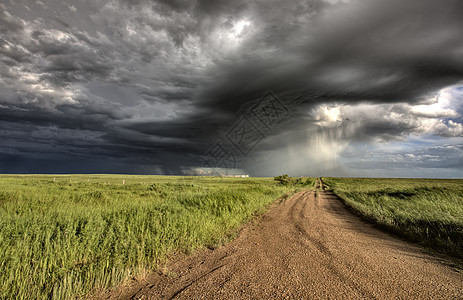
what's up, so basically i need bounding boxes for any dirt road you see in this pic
[106,180,462,299]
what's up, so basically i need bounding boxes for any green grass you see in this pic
[322,177,463,258]
[0,175,313,299]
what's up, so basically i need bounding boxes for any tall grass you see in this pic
[0,175,302,299]
[322,178,463,258]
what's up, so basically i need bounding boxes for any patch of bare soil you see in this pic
[99,180,462,299]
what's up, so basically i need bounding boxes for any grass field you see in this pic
[322,178,463,258]
[0,175,314,300]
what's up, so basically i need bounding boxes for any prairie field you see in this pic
[0,175,313,299]
[322,177,463,258]
[2,175,461,299]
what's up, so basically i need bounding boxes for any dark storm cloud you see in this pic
[1,0,463,174]
[179,0,463,154]
[199,0,463,107]
[0,4,25,33]
[124,0,463,160]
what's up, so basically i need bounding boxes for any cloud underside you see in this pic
[0,0,463,175]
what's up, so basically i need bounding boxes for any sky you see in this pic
[1,0,463,177]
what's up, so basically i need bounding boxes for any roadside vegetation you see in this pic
[0,175,298,300]
[274,175,316,187]
[322,177,463,258]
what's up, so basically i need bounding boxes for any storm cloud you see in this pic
[1,0,463,176]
